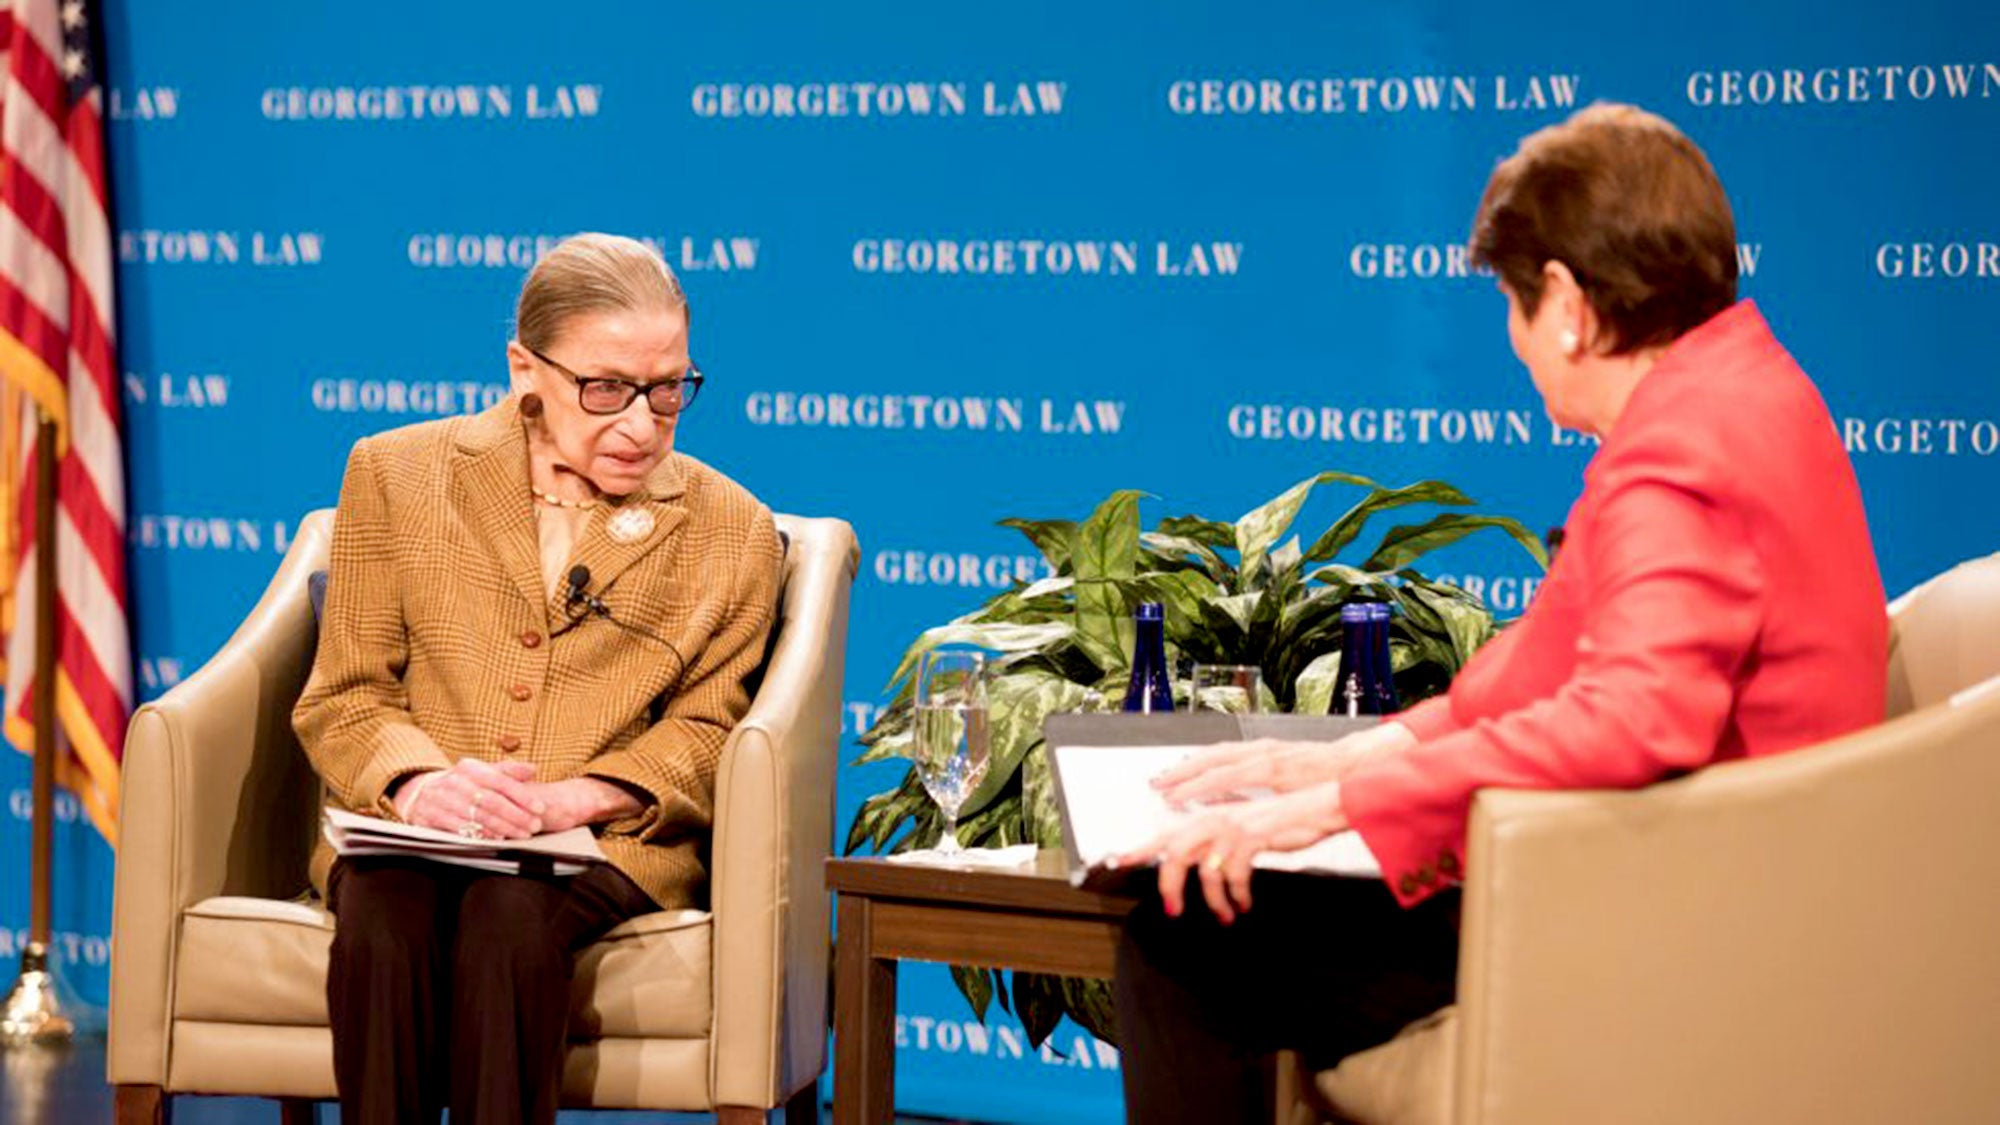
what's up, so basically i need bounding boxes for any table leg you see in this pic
[834,895,897,1125]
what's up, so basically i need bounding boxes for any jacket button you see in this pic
[1416,865,1437,887]
[495,734,521,753]
[1439,852,1461,877]
[1398,874,1419,897]
[509,684,532,702]
[520,630,543,649]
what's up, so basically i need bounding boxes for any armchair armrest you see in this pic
[709,515,858,1108]
[1455,686,2000,1125]
[107,510,334,1086]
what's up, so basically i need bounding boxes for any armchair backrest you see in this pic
[1886,551,2000,716]
[162,508,334,901]
[708,514,859,1106]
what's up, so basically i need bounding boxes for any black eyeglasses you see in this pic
[526,345,705,417]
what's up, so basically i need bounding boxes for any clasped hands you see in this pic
[390,759,640,839]
[1111,724,1413,925]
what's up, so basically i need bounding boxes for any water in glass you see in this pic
[914,651,990,853]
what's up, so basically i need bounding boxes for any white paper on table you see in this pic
[322,807,607,877]
[884,843,1039,869]
[1051,743,1381,882]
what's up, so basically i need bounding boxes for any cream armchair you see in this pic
[108,509,858,1124]
[1314,552,2000,1125]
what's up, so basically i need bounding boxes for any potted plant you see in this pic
[843,472,1547,1046]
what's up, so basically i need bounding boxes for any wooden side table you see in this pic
[826,851,1139,1125]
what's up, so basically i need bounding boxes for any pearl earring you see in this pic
[1558,329,1580,356]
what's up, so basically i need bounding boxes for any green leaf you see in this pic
[888,798,943,854]
[1012,575,1075,602]
[956,793,1027,848]
[1019,742,1065,846]
[1012,972,1066,1050]
[882,621,1076,696]
[843,769,930,854]
[1248,586,1285,667]
[1303,563,1397,594]
[1363,513,1549,572]
[1203,591,1261,636]
[1292,650,1347,715]
[961,575,1075,628]
[1071,490,1146,674]
[1236,471,1375,581]
[1156,514,1236,549]
[959,671,1090,818]
[1394,629,1461,686]
[1062,976,1119,1046]
[1139,533,1231,583]
[998,517,1078,574]
[1268,535,1303,582]
[1128,570,1222,644]
[951,963,996,1023]
[1391,589,1445,638]
[1301,479,1472,565]
[851,726,913,766]
[1425,589,1497,666]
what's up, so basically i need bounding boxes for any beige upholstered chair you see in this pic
[1310,552,2000,1125]
[107,508,858,1124]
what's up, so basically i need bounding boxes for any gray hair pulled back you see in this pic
[514,233,689,352]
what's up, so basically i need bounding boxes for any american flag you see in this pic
[0,0,129,843]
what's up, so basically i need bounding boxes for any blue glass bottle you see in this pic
[1333,602,1401,716]
[1364,602,1401,713]
[1122,602,1175,713]
[1333,603,1375,716]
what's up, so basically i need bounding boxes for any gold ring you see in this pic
[1203,853,1226,873]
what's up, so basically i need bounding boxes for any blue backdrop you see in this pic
[3,3,1997,1121]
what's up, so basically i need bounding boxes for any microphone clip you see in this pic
[566,565,610,617]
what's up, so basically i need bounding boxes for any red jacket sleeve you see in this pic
[1393,694,1460,742]
[1343,474,1766,905]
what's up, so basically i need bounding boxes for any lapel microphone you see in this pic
[566,565,612,617]
[558,565,681,666]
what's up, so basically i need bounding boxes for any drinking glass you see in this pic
[1189,664,1265,714]
[914,650,991,854]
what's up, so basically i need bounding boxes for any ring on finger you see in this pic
[1203,852,1226,873]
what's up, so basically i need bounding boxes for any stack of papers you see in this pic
[1050,743,1381,887]
[322,807,607,877]
[885,843,1039,869]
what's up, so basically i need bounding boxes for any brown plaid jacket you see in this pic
[293,397,782,909]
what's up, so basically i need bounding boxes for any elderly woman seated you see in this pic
[294,233,782,1125]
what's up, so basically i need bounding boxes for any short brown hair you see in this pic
[1470,103,1737,354]
[515,233,689,352]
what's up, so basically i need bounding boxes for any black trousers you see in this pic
[325,857,658,1125]
[1113,872,1460,1125]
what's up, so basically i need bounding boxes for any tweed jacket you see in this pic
[293,397,783,909]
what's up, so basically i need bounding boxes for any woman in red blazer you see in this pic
[1112,103,1887,1123]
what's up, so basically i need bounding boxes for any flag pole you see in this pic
[1,409,72,1047]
